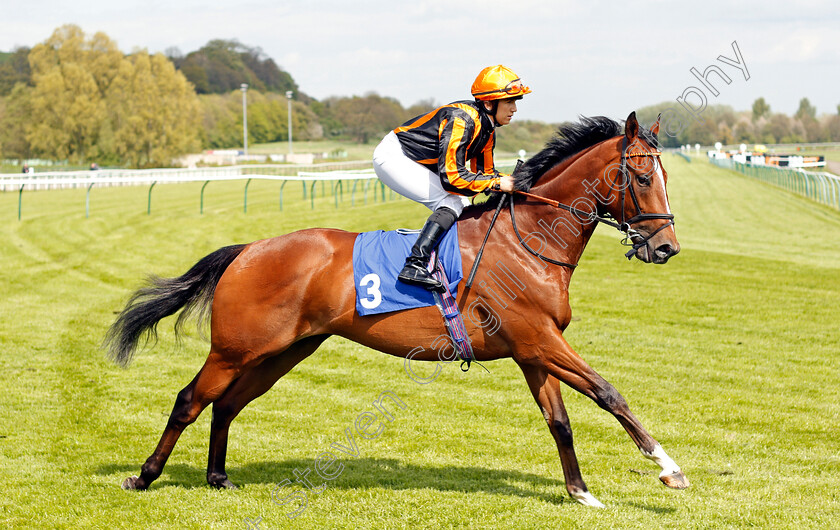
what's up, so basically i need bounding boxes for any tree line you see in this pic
[0,26,558,167]
[635,96,840,149]
[0,26,198,167]
[2,25,838,168]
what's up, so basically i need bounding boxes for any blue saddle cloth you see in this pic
[352,226,462,316]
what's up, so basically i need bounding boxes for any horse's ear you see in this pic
[649,113,661,137]
[625,111,639,141]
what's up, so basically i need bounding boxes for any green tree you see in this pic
[196,90,322,149]
[246,93,275,144]
[825,115,840,141]
[0,96,4,160]
[198,93,241,148]
[309,98,345,138]
[28,25,123,96]
[495,120,559,154]
[0,83,33,160]
[27,60,106,162]
[25,25,121,162]
[733,119,757,143]
[799,118,822,143]
[717,123,735,145]
[327,93,405,143]
[405,98,437,118]
[285,97,322,142]
[24,25,201,167]
[793,98,820,142]
[764,114,792,143]
[177,39,298,95]
[0,47,32,96]
[794,98,816,121]
[240,46,296,93]
[751,97,770,121]
[108,51,201,167]
[677,117,719,146]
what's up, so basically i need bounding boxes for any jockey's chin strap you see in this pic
[509,137,674,267]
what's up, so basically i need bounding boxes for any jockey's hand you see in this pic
[498,175,515,193]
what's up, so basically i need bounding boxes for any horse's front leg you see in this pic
[524,330,689,490]
[519,364,605,508]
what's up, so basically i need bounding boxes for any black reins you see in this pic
[509,137,675,267]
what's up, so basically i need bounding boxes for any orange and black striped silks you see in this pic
[393,100,504,196]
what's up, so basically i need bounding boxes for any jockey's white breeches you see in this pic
[373,131,471,216]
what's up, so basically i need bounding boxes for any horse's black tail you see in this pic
[103,244,247,367]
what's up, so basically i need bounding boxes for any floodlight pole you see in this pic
[241,83,249,156]
[286,90,294,155]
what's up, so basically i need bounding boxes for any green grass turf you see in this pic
[246,139,377,161]
[244,138,523,163]
[0,154,838,528]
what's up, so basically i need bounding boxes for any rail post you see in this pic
[18,184,24,221]
[86,182,95,218]
[244,178,252,213]
[279,180,288,211]
[147,181,157,215]
[200,180,210,214]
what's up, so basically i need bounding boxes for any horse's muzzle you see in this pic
[633,241,680,264]
[652,242,679,264]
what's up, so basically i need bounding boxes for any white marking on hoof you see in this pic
[571,490,606,508]
[643,444,681,478]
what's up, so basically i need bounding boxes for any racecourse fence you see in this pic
[2,159,520,220]
[710,157,840,210]
[673,151,692,163]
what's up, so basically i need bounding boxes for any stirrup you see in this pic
[398,264,445,292]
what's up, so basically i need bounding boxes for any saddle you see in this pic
[352,227,474,368]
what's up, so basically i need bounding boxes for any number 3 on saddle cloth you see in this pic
[352,226,475,369]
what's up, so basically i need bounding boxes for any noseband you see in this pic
[510,137,675,267]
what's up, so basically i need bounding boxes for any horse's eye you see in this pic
[637,174,652,186]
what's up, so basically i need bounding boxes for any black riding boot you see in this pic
[398,208,457,292]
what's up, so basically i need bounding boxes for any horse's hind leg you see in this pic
[206,335,328,489]
[535,331,689,490]
[519,364,604,508]
[122,352,241,490]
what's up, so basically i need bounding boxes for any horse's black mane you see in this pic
[468,115,658,212]
[515,116,621,192]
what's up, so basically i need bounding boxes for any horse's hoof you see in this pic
[570,489,606,508]
[660,470,690,489]
[121,475,145,490]
[210,478,238,490]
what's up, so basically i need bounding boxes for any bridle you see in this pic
[509,137,675,268]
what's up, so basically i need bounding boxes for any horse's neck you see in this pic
[511,140,615,266]
[457,138,619,281]
[530,139,614,205]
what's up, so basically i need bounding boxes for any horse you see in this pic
[105,111,688,508]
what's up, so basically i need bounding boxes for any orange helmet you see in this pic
[471,65,531,101]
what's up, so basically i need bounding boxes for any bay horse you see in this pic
[105,112,688,508]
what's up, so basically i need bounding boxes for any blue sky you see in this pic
[2,0,838,123]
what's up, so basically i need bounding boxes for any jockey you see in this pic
[373,65,530,292]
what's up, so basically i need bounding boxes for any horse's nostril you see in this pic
[655,244,675,257]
